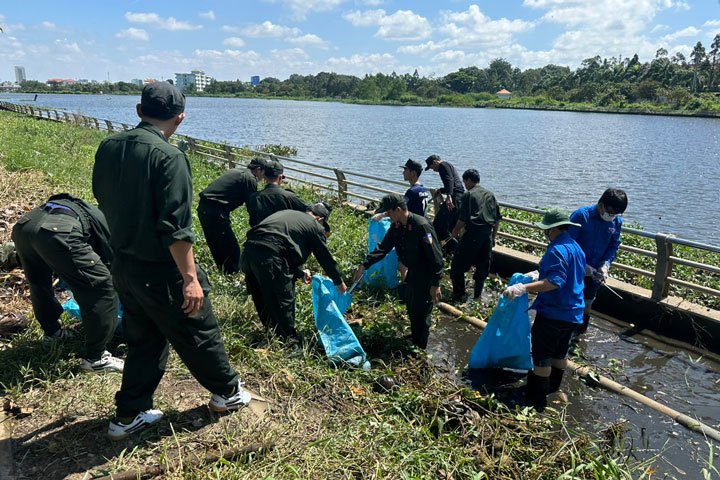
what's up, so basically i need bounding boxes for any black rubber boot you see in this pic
[526,373,549,412]
[575,314,591,335]
[473,282,484,300]
[548,367,565,394]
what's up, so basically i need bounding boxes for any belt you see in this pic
[42,202,79,219]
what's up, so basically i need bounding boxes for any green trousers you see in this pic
[112,260,238,418]
[12,207,117,360]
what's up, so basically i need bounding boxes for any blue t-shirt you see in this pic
[533,232,586,324]
[404,184,431,216]
[569,204,622,269]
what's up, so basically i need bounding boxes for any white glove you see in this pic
[585,265,597,277]
[526,270,539,281]
[599,263,609,282]
[503,283,527,300]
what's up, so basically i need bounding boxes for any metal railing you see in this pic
[2,100,719,307]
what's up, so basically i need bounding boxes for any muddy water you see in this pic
[427,312,720,478]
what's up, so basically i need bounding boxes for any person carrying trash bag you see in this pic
[352,194,444,349]
[241,203,348,339]
[502,208,585,412]
[11,193,124,374]
[197,157,266,274]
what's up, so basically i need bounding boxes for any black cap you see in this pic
[310,202,332,232]
[140,82,185,120]
[264,159,284,177]
[375,193,407,213]
[400,159,423,175]
[247,157,267,170]
[424,154,441,171]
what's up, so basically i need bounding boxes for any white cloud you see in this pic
[440,5,534,47]
[432,50,467,62]
[344,9,431,41]
[199,10,216,20]
[221,25,241,33]
[125,12,203,31]
[223,37,246,48]
[704,20,720,28]
[397,41,444,55]
[361,0,383,5]
[54,39,82,54]
[116,28,150,41]
[674,2,690,11]
[263,0,344,21]
[661,26,700,43]
[326,52,396,74]
[40,21,56,30]
[288,34,329,49]
[651,24,669,33]
[241,21,301,38]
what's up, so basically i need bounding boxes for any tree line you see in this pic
[16,35,720,112]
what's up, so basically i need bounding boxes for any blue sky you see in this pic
[1,1,719,83]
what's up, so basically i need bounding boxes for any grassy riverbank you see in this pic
[0,111,651,479]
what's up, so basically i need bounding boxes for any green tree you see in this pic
[709,34,720,91]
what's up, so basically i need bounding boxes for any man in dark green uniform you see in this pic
[353,194,444,349]
[246,159,308,227]
[93,82,250,441]
[448,169,501,302]
[197,157,265,274]
[12,193,123,373]
[241,203,347,339]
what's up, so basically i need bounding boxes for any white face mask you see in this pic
[600,211,617,222]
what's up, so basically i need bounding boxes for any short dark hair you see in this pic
[599,188,628,214]
[462,169,480,183]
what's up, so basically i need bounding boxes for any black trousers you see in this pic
[403,273,434,349]
[112,261,238,418]
[450,226,493,299]
[11,208,117,360]
[241,243,297,338]
[197,198,241,274]
[432,194,462,242]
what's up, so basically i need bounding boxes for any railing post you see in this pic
[652,233,674,301]
[224,145,235,169]
[187,137,197,154]
[93,118,100,130]
[333,169,348,202]
[63,112,69,123]
[105,120,114,133]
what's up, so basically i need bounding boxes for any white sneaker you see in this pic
[208,381,252,413]
[43,328,73,344]
[107,409,164,441]
[81,351,124,373]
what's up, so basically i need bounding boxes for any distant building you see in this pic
[47,78,76,87]
[0,81,21,92]
[14,66,26,84]
[174,70,214,92]
[250,75,260,87]
[496,88,512,99]
[130,79,144,87]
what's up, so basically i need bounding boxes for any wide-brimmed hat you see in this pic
[534,208,581,230]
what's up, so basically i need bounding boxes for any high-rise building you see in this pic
[174,70,214,92]
[14,66,27,84]
[251,75,260,87]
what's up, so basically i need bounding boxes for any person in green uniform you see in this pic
[11,193,124,373]
[197,157,265,274]
[93,82,250,441]
[246,159,308,227]
[241,203,347,339]
[352,194,444,349]
[448,169,501,302]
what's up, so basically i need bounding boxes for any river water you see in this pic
[2,93,719,243]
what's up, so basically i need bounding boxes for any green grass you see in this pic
[0,110,652,479]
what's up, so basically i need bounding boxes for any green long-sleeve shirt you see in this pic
[92,122,194,264]
[245,210,343,285]
[246,184,309,227]
[363,213,444,286]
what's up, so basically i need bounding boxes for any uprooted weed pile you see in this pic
[0,111,644,479]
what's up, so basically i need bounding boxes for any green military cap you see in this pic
[535,208,581,230]
[140,82,185,120]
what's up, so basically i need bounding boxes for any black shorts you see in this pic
[531,312,578,367]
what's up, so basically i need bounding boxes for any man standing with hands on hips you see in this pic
[353,194,444,349]
[93,82,250,441]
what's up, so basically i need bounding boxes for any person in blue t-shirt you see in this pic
[568,188,628,335]
[503,208,585,412]
[400,159,431,216]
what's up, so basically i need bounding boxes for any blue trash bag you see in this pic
[363,217,398,289]
[311,275,370,370]
[468,273,534,371]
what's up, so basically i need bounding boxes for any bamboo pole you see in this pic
[436,302,720,442]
